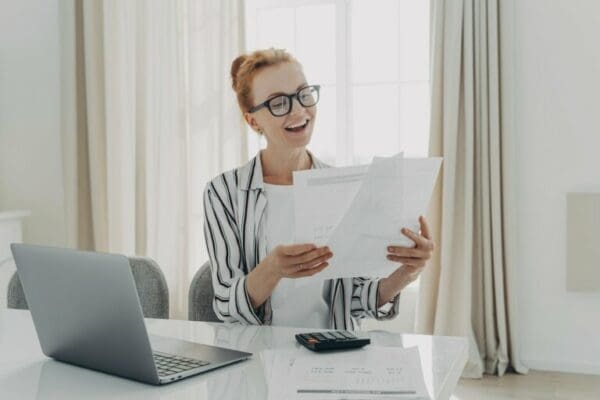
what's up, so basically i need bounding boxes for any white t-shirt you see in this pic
[262,183,329,328]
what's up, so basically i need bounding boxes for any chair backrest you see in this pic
[188,261,221,322]
[127,257,169,319]
[7,256,169,319]
[7,272,27,310]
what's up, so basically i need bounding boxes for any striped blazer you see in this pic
[203,151,400,330]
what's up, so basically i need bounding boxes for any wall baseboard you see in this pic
[522,358,600,376]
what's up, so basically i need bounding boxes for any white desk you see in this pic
[0,310,468,399]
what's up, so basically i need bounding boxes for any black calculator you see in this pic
[295,330,371,352]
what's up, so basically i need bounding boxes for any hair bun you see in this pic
[230,48,297,113]
[230,55,247,90]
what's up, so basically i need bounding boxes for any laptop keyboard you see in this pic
[153,352,211,377]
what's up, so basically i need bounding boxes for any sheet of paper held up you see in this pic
[293,153,441,280]
[262,346,431,400]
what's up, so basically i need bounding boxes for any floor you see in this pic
[451,370,600,400]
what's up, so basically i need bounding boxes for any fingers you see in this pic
[419,215,432,240]
[283,250,332,274]
[279,243,316,256]
[279,247,331,273]
[400,228,432,250]
[387,245,430,259]
[273,244,333,279]
[303,251,333,268]
[291,246,332,265]
[292,261,329,278]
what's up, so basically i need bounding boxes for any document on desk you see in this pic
[262,346,431,400]
[293,153,441,280]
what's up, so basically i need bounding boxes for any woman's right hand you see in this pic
[265,243,332,279]
[246,243,332,309]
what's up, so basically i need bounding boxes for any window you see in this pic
[245,0,430,166]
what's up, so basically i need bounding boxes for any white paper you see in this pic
[293,153,441,280]
[293,164,369,247]
[262,346,431,400]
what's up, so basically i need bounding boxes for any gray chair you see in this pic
[188,261,221,322]
[7,256,170,319]
[7,272,28,310]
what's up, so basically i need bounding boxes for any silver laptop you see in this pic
[10,243,252,385]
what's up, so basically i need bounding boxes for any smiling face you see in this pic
[244,62,317,152]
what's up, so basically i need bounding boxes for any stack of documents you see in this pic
[261,345,431,399]
[293,153,442,280]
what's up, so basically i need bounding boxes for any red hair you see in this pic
[230,48,298,113]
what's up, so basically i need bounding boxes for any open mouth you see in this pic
[284,119,309,134]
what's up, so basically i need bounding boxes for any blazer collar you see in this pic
[239,150,329,191]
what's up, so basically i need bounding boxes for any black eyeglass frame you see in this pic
[248,85,321,117]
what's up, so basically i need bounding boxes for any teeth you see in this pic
[286,120,308,129]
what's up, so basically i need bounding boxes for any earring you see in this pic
[257,128,264,135]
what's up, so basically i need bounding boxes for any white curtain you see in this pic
[417,0,528,377]
[186,0,248,282]
[68,0,247,319]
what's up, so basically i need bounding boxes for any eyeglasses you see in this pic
[248,85,320,117]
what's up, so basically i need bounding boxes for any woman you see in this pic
[203,48,434,329]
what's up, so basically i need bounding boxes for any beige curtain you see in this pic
[416,0,528,377]
[65,0,247,319]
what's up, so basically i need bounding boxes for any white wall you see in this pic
[0,0,68,247]
[506,0,600,374]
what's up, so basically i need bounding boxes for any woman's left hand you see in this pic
[387,215,434,274]
[377,216,434,306]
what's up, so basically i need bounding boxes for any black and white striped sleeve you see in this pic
[203,182,262,325]
[350,277,400,320]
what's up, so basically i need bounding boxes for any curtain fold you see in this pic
[417,0,528,377]
[67,0,247,319]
